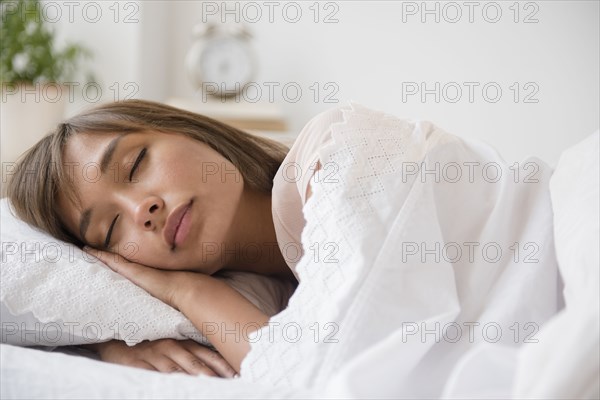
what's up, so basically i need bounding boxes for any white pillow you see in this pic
[513,131,599,398]
[0,198,294,348]
[548,130,600,305]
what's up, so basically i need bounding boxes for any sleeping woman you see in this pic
[6,99,341,378]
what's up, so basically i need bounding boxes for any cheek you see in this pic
[198,157,243,190]
[117,235,147,263]
[118,232,182,269]
[159,148,206,184]
[156,160,186,183]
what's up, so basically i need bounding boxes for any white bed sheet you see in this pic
[0,344,310,399]
[239,103,561,397]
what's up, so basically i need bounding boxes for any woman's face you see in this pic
[57,130,245,274]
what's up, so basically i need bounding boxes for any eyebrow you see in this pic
[78,134,125,243]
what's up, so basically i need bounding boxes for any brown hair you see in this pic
[6,99,289,248]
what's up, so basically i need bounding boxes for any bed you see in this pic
[2,104,598,399]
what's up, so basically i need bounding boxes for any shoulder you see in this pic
[300,104,348,138]
[273,104,350,205]
[293,104,349,204]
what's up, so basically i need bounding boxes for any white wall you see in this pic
[51,0,599,166]
[45,0,142,114]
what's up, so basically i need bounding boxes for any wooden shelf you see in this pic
[166,97,288,132]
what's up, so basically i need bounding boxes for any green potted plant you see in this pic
[0,0,94,167]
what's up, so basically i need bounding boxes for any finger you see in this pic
[182,341,237,378]
[84,247,146,278]
[84,247,177,307]
[167,351,219,377]
[128,360,158,372]
[150,355,216,377]
[157,340,220,377]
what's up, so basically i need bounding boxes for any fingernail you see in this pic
[233,373,240,379]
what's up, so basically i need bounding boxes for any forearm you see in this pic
[177,275,270,373]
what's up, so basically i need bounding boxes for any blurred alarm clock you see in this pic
[185,23,257,98]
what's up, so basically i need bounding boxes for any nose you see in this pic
[134,196,163,230]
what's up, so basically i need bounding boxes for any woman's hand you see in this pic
[94,339,238,377]
[83,246,200,311]
[84,246,270,373]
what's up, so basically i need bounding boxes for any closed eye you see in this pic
[103,148,147,249]
[103,214,119,249]
[128,147,147,182]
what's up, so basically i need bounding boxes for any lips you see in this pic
[163,200,193,249]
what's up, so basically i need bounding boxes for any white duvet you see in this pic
[2,103,598,399]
